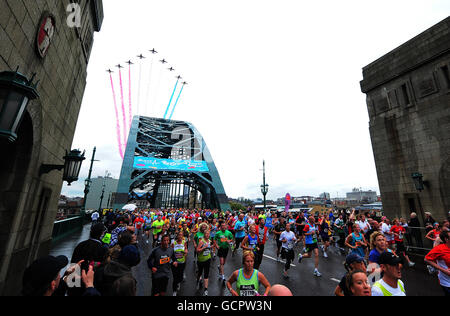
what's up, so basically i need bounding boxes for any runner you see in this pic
[424,230,450,296]
[147,235,177,296]
[171,231,188,296]
[133,215,144,238]
[241,225,259,256]
[255,219,269,270]
[193,223,208,265]
[345,224,368,259]
[226,252,271,296]
[233,213,246,257]
[280,223,297,278]
[381,217,395,250]
[390,218,415,267]
[273,217,286,262]
[214,221,234,282]
[210,218,219,260]
[143,213,153,244]
[346,270,372,296]
[298,216,322,277]
[319,215,331,258]
[151,215,165,247]
[371,252,406,296]
[196,229,212,296]
[295,211,306,246]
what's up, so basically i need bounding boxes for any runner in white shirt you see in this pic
[280,223,297,278]
[381,218,394,250]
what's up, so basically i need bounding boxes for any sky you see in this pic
[61,0,450,201]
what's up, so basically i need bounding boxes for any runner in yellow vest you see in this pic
[371,252,406,296]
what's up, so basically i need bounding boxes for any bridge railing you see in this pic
[52,214,86,242]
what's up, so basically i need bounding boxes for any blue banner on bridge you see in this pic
[133,157,209,172]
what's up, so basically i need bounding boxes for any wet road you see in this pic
[50,224,444,296]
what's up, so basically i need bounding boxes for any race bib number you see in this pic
[221,237,228,243]
[160,257,170,265]
[240,285,256,296]
[203,249,210,256]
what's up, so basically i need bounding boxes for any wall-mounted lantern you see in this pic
[0,69,39,142]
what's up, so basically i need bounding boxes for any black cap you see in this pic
[379,252,402,265]
[119,245,140,267]
[91,222,106,235]
[22,255,68,296]
[345,253,364,265]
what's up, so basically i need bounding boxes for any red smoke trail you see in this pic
[109,73,124,159]
[128,63,133,136]
[118,68,128,148]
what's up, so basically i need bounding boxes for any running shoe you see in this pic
[323,252,328,258]
[408,261,415,267]
[204,290,208,296]
[276,256,280,262]
[172,291,177,296]
[314,269,322,277]
[298,253,303,263]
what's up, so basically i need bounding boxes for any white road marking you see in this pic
[263,254,296,267]
[330,278,340,283]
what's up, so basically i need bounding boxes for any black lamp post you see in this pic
[0,69,39,142]
[411,173,425,191]
[40,149,86,185]
[260,160,269,211]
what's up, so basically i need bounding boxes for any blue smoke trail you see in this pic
[168,84,184,120]
[163,79,179,119]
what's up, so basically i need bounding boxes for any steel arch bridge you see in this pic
[113,116,230,211]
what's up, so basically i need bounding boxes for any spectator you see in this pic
[111,275,137,296]
[22,255,69,296]
[22,255,98,296]
[68,222,108,296]
[408,212,423,248]
[95,245,140,296]
[424,212,436,233]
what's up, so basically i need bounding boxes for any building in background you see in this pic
[84,176,118,210]
[346,188,378,203]
[0,0,103,295]
[360,17,450,223]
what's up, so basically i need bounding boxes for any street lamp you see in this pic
[40,149,86,185]
[411,173,425,191]
[260,160,269,211]
[0,69,39,142]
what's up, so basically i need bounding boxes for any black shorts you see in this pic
[218,247,229,258]
[235,237,244,248]
[396,241,406,252]
[305,243,318,252]
[321,236,330,242]
[197,259,211,279]
[152,276,169,295]
[281,248,294,261]
[276,239,282,250]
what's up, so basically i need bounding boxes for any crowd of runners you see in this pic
[21,207,450,296]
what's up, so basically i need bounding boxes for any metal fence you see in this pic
[52,216,84,242]
[403,226,435,254]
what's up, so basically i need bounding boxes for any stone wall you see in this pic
[0,0,102,295]
[360,17,450,224]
